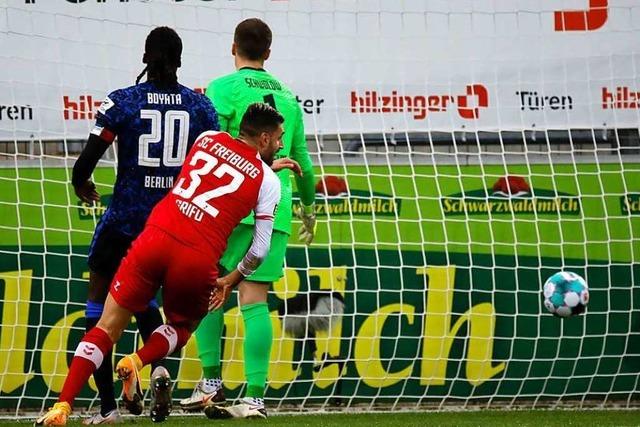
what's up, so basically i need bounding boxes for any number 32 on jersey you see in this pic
[172,150,245,220]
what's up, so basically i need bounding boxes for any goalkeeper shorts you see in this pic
[219,224,289,283]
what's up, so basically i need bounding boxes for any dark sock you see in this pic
[85,316,117,416]
[134,305,165,371]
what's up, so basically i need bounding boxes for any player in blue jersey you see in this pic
[71,27,219,424]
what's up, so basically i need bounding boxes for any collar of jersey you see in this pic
[239,66,267,72]
[234,137,259,154]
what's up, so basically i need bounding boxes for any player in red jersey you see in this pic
[35,103,289,426]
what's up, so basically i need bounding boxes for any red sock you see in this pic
[59,327,113,407]
[136,324,190,366]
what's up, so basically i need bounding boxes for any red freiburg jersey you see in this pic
[147,131,280,262]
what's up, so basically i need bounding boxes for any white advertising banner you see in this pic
[0,0,639,141]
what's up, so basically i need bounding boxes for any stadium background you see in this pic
[0,0,639,416]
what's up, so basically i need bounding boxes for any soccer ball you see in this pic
[542,271,589,318]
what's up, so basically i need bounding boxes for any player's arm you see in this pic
[238,169,281,278]
[205,79,234,132]
[72,92,126,203]
[209,170,281,310]
[290,108,317,244]
[212,214,274,306]
[71,133,112,203]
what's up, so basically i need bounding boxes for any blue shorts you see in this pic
[88,222,135,279]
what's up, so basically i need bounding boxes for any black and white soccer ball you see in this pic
[542,271,589,318]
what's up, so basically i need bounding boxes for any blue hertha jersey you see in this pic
[92,81,219,237]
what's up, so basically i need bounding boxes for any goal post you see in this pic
[1,0,639,416]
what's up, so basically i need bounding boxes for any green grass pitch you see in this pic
[2,410,639,426]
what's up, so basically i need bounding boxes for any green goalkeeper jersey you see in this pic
[206,67,316,234]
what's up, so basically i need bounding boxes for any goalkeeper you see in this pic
[179,18,316,419]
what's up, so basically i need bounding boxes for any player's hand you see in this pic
[74,180,100,204]
[208,270,243,311]
[271,158,302,176]
[294,203,317,245]
[209,277,233,311]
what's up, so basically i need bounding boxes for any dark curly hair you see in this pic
[136,26,182,88]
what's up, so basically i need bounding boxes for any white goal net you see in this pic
[0,0,639,417]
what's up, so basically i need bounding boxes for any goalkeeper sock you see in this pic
[136,324,190,366]
[59,327,113,407]
[194,309,224,379]
[134,300,165,372]
[241,303,272,399]
[85,310,117,417]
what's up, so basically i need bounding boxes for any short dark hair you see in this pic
[240,103,284,137]
[234,18,272,61]
[136,26,182,86]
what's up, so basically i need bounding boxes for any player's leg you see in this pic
[84,224,131,422]
[204,229,288,420]
[238,230,288,405]
[105,228,165,417]
[121,239,213,422]
[123,319,194,422]
[239,281,272,401]
[181,308,225,411]
[203,281,271,420]
[130,297,168,419]
[85,225,167,419]
[35,293,134,426]
[84,271,120,424]
[182,225,256,412]
[133,298,166,371]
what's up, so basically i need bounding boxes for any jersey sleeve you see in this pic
[289,106,316,206]
[236,166,281,277]
[206,78,236,133]
[255,166,282,220]
[201,96,221,132]
[91,89,129,143]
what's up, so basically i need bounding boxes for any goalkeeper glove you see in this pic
[295,203,317,245]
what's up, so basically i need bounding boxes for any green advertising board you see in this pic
[0,164,638,408]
